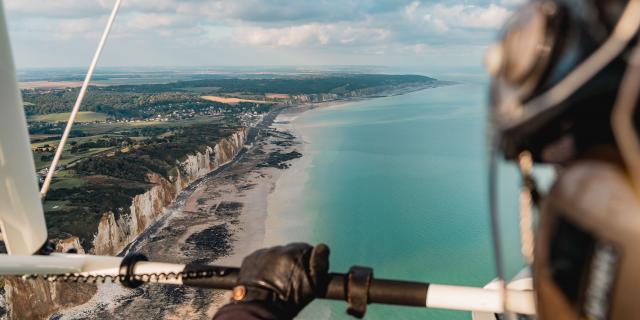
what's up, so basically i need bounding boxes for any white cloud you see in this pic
[58,17,101,34]
[5,0,112,18]
[405,1,421,20]
[234,24,333,47]
[423,14,449,32]
[500,0,526,7]
[124,13,184,30]
[4,0,511,68]
[233,23,390,48]
[400,43,429,54]
[424,3,512,30]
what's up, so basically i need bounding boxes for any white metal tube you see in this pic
[40,0,122,197]
[0,254,186,285]
[129,261,186,284]
[0,253,121,274]
[426,284,535,315]
[0,254,536,314]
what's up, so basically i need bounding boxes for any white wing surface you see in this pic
[0,0,47,255]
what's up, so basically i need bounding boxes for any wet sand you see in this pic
[263,113,315,246]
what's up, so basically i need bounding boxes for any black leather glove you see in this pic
[230,243,330,319]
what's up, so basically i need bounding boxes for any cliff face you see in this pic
[93,128,247,256]
[3,128,248,320]
[3,237,95,320]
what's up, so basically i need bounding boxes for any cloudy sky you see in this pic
[4,0,524,71]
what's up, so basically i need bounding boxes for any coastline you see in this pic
[55,106,315,319]
[54,84,446,319]
[263,112,314,246]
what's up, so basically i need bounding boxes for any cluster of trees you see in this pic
[28,122,88,137]
[76,156,163,181]
[40,154,53,162]
[22,90,229,118]
[47,182,145,213]
[69,136,132,153]
[75,123,238,181]
[23,88,275,119]
[123,126,171,137]
[45,182,148,247]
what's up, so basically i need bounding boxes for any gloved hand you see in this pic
[230,243,330,318]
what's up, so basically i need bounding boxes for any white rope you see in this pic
[40,0,122,197]
[612,43,640,192]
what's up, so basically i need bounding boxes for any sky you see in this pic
[3,0,525,72]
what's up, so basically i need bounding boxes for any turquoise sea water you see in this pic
[287,83,522,319]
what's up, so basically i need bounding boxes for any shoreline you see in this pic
[200,83,453,288]
[263,111,314,246]
[56,109,294,319]
[55,84,447,318]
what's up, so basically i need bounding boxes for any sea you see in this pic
[269,81,530,319]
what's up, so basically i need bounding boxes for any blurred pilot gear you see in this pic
[487,0,640,319]
[535,160,640,319]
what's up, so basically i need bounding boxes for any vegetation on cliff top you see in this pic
[41,120,243,250]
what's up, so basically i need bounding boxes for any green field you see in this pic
[77,115,224,135]
[29,111,108,122]
[49,171,86,190]
[30,115,228,171]
[31,134,124,148]
[33,147,113,170]
[43,200,72,212]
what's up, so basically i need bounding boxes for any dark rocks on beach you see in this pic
[265,129,297,147]
[0,284,6,319]
[148,234,166,243]
[273,140,293,147]
[258,151,303,169]
[184,224,232,263]
[238,183,256,191]
[266,130,295,140]
[214,201,243,219]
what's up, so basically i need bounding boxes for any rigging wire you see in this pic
[488,138,513,319]
[39,0,122,198]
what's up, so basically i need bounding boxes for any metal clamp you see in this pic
[119,253,148,288]
[346,266,373,318]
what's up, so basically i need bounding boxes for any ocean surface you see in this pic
[271,83,526,319]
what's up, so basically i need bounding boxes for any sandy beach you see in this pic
[263,113,314,246]
[55,106,317,319]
